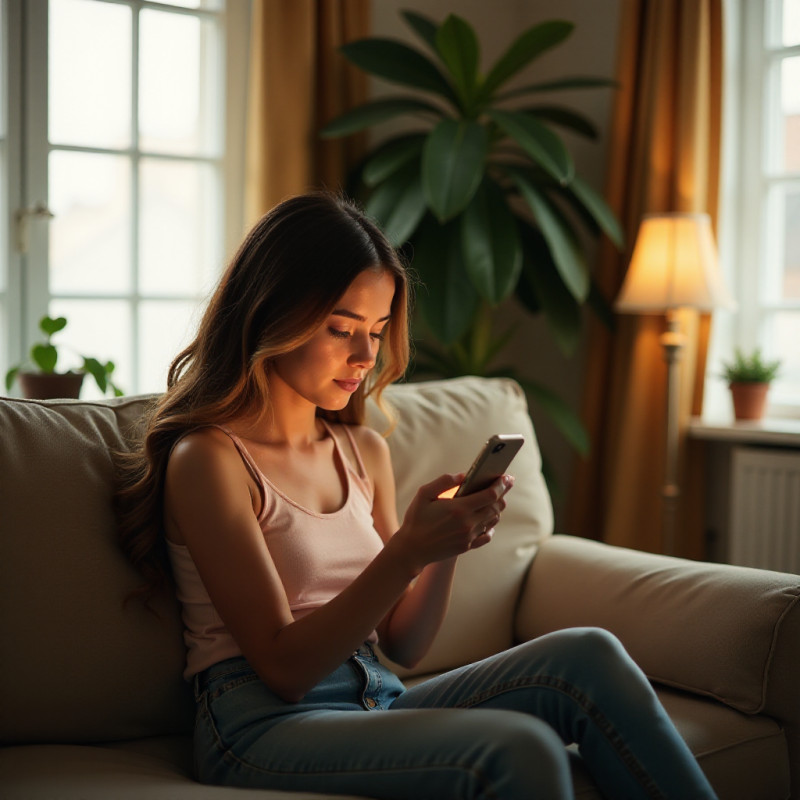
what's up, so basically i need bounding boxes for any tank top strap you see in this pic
[321,419,369,481]
[209,424,264,483]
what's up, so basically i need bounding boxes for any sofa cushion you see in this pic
[0,739,362,799]
[0,395,194,744]
[568,687,790,800]
[367,376,553,677]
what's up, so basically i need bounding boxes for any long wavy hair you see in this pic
[115,192,411,603]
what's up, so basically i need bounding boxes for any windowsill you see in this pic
[689,416,800,447]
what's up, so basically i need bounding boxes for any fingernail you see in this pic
[503,475,515,488]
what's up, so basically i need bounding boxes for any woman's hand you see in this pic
[386,473,513,576]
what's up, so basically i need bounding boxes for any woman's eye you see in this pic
[328,328,351,339]
[371,331,386,342]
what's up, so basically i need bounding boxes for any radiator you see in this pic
[729,446,800,574]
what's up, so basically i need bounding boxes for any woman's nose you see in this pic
[349,333,377,368]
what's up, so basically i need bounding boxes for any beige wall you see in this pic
[370,0,622,531]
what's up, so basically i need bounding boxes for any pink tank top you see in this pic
[166,420,384,679]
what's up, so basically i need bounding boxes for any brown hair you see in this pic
[115,192,411,602]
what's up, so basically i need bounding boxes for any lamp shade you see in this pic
[615,213,736,313]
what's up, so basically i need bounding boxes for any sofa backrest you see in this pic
[0,376,552,744]
[0,393,193,744]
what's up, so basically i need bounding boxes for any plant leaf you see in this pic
[460,179,522,304]
[519,105,598,139]
[82,357,108,392]
[435,14,480,109]
[31,343,58,373]
[481,20,573,100]
[422,119,488,221]
[509,168,589,301]
[365,160,426,247]
[340,38,459,106]
[487,109,573,185]
[39,315,67,337]
[401,9,440,52]
[320,97,442,138]
[513,375,590,455]
[362,134,426,187]
[497,76,618,101]
[411,216,479,344]
[410,339,464,378]
[565,175,624,249]
[5,366,19,391]
[518,222,582,355]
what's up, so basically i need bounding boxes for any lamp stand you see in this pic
[660,311,686,556]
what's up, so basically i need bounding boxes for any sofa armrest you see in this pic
[514,535,800,722]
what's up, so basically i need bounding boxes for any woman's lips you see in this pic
[334,379,361,393]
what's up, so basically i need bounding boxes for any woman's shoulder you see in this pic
[168,425,241,473]
[338,422,389,457]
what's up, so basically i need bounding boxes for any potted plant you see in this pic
[5,315,124,400]
[321,9,623,460]
[721,348,781,421]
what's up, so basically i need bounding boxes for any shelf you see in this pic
[689,417,800,447]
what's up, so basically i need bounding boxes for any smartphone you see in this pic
[439,434,525,499]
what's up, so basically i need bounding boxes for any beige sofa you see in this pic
[1,375,797,799]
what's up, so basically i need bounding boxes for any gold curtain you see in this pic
[567,0,723,558]
[245,0,371,225]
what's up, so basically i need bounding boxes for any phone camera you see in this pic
[491,442,506,454]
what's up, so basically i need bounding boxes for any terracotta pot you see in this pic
[729,381,770,421]
[18,372,85,400]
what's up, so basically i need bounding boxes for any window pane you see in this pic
[782,187,800,300]
[139,9,222,156]
[781,56,800,171]
[0,147,6,294]
[0,302,5,378]
[768,311,800,401]
[49,0,131,148]
[150,0,223,9]
[783,0,800,46]
[138,300,200,393]
[49,299,132,398]
[139,158,220,296]
[49,151,131,294]
[0,0,5,138]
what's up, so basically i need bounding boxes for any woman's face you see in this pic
[270,268,396,411]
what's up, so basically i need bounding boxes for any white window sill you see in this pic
[689,416,800,447]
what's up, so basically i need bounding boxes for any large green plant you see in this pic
[322,10,624,457]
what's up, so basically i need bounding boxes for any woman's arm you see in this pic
[165,429,506,702]
[357,428,510,668]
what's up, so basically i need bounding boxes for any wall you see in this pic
[370,0,622,531]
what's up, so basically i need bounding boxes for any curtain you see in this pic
[245,0,371,226]
[567,0,724,559]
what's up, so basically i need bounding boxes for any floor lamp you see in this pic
[615,213,735,555]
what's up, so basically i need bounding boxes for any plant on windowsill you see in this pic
[321,9,624,479]
[721,348,781,421]
[4,315,124,400]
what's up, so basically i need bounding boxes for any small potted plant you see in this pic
[721,347,781,421]
[5,315,124,400]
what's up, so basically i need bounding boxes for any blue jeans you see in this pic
[192,627,717,799]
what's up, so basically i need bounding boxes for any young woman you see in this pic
[117,192,717,800]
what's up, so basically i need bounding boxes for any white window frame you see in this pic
[710,0,800,420]
[1,0,250,396]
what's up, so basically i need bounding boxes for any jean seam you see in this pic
[453,673,666,800]
[199,691,501,800]
[207,673,260,702]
